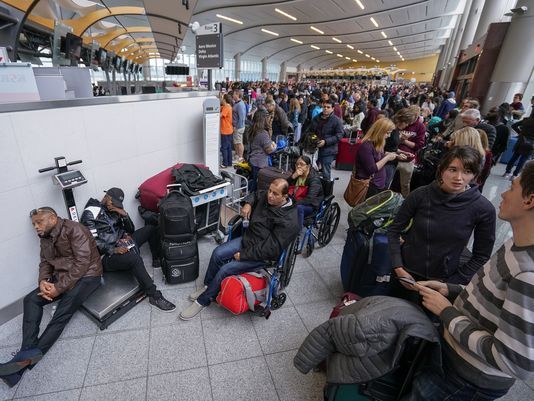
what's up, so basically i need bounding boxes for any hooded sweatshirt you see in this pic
[387,181,496,284]
[434,97,457,119]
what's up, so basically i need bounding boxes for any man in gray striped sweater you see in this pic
[406,160,534,401]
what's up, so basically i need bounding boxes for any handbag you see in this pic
[343,141,371,207]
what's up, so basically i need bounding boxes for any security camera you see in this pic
[505,6,527,16]
[189,21,200,34]
[180,45,186,53]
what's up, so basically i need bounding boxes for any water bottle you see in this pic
[242,218,249,228]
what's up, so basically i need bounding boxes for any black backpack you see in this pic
[158,191,195,242]
[171,164,224,195]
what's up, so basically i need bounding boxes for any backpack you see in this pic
[171,164,224,196]
[216,272,269,315]
[348,190,404,235]
[158,191,196,242]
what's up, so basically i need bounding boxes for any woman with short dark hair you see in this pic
[387,146,496,301]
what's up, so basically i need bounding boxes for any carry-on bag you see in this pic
[336,131,362,171]
[216,272,268,315]
[158,191,196,242]
[257,166,293,192]
[138,163,207,212]
[161,253,199,284]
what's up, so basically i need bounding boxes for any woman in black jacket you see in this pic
[287,156,324,226]
[387,146,496,301]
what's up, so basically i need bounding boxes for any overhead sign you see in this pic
[196,23,223,69]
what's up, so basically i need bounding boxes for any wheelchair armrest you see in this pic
[323,195,335,205]
[228,215,243,226]
[227,215,244,241]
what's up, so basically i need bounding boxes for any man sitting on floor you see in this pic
[406,161,534,401]
[80,187,175,312]
[0,207,103,387]
[180,178,300,320]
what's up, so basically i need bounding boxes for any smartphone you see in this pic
[397,276,416,286]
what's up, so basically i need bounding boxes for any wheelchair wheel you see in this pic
[279,240,298,289]
[317,202,341,246]
[271,293,287,310]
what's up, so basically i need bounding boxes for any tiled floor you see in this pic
[0,163,532,401]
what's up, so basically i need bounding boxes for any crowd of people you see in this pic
[1,78,533,401]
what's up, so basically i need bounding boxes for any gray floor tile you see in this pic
[306,246,341,270]
[149,320,207,375]
[202,316,262,365]
[265,350,326,401]
[15,337,94,398]
[295,300,336,333]
[200,303,245,321]
[147,367,212,401]
[497,380,534,401]
[84,329,149,386]
[285,270,332,305]
[150,288,190,327]
[0,347,21,400]
[209,357,279,401]
[313,264,344,298]
[60,311,98,339]
[14,388,81,401]
[252,307,308,354]
[293,255,313,274]
[97,299,151,333]
[79,377,146,401]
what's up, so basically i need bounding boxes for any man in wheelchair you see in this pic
[180,178,300,320]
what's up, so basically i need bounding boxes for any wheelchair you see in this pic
[297,177,341,257]
[225,214,299,319]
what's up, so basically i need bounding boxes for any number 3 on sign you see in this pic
[209,23,219,33]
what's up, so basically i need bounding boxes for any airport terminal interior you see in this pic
[0,0,533,400]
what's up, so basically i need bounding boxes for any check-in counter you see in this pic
[0,91,218,323]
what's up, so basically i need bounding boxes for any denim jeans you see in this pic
[221,134,233,167]
[296,204,314,227]
[506,151,530,177]
[403,362,509,401]
[197,238,265,306]
[384,163,397,189]
[318,154,336,181]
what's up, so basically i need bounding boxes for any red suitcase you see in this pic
[336,131,362,171]
[138,163,207,212]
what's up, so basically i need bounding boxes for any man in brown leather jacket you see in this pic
[0,207,102,387]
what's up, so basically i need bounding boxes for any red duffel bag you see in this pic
[216,272,268,315]
[137,163,207,212]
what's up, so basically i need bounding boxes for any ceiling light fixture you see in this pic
[310,26,324,34]
[337,54,343,58]
[371,57,376,60]
[397,51,401,55]
[381,31,387,38]
[365,53,370,58]
[357,49,363,54]
[388,40,393,46]
[325,50,333,54]
[290,38,303,44]
[275,8,297,21]
[376,59,380,62]
[370,17,379,27]
[311,45,320,50]
[261,28,279,36]
[347,44,354,49]
[345,56,351,60]
[332,37,342,43]
[355,0,365,9]
[393,46,397,51]
[215,14,243,25]
[352,59,358,62]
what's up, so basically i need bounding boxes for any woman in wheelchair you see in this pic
[287,156,324,226]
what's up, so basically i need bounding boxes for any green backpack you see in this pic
[348,190,405,235]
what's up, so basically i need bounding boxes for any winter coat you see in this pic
[240,190,300,261]
[434,98,457,119]
[309,113,344,157]
[387,181,496,284]
[294,296,441,384]
[38,217,103,294]
[287,168,324,210]
[80,198,136,256]
[512,118,534,156]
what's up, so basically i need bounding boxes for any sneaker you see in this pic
[0,348,42,376]
[510,175,518,181]
[188,286,207,302]
[220,164,227,169]
[149,294,176,312]
[502,173,512,179]
[152,258,161,268]
[0,370,24,388]
[179,301,205,320]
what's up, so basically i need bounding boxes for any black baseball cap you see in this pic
[104,187,125,208]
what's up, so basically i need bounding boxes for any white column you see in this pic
[459,0,486,50]
[485,0,534,112]
[474,0,517,42]
[279,61,287,82]
[261,57,268,80]
[234,53,241,81]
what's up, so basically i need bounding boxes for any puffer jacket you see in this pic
[38,217,103,294]
[287,168,324,210]
[294,296,441,384]
[80,198,135,256]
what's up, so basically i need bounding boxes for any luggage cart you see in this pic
[214,171,249,243]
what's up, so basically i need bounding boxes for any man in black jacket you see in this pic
[308,98,344,180]
[80,187,175,312]
[180,179,300,320]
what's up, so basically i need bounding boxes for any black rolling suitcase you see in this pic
[158,190,199,284]
[257,166,293,192]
